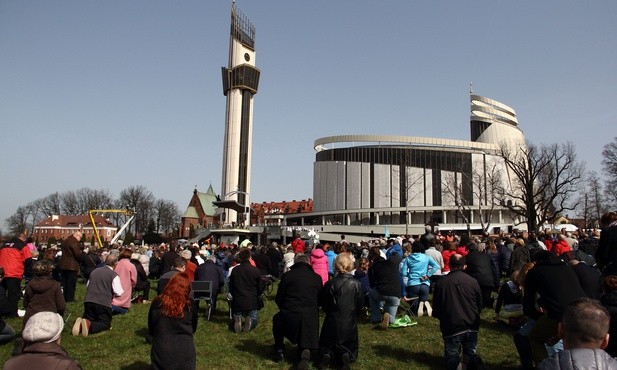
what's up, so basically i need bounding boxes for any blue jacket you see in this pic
[400,253,439,286]
[325,250,337,275]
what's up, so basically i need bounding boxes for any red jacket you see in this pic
[291,238,305,254]
[0,237,32,279]
[552,240,571,256]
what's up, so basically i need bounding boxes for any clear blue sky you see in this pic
[1,1,616,231]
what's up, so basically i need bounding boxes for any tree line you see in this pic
[3,185,181,240]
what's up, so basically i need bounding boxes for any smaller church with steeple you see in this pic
[180,185,220,238]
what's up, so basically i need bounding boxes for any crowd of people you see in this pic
[0,210,616,369]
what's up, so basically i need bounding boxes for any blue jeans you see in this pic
[368,289,400,324]
[232,309,258,330]
[111,305,129,315]
[405,284,430,301]
[444,331,478,370]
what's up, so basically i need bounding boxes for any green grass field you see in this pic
[0,281,521,369]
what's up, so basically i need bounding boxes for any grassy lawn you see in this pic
[0,281,520,369]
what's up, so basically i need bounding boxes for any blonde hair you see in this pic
[335,253,354,273]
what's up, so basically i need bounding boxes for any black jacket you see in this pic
[229,262,264,311]
[465,250,499,288]
[432,270,483,337]
[368,256,401,297]
[596,223,617,271]
[195,260,225,295]
[601,290,617,357]
[523,255,586,321]
[275,262,322,349]
[148,299,197,370]
[319,273,364,361]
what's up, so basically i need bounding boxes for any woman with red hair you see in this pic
[148,272,197,370]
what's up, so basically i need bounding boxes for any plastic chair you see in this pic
[191,281,213,320]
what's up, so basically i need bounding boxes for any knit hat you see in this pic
[22,312,64,343]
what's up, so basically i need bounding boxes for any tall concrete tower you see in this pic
[220,2,260,226]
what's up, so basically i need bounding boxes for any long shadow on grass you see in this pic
[119,361,150,370]
[234,338,274,360]
[373,344,443,368]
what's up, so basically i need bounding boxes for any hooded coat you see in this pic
[310,248,329,285]
[23,276,66,326]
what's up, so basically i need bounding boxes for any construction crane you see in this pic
[88,208,135,248]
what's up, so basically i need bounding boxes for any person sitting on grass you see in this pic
[493,270,523,326]
[72,253,123,337]
[148,272,197,370]
[318,253,364,370]
[5,311,82,370]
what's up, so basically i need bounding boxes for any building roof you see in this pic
[36,214,115,228]
[252,199,313,215]
[182,206,199,219]
[198,185,219,216]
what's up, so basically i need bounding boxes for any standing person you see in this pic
[72,254,124,337]
[324,244,337,278]
[23,260,66,326]
[0,268,16,344]
[229,248,264,333]
[111,249,137,315]
[0,230,32,317]
[272,253,323,369]
[433,254,483,370]
[400,241,440,316]
[59,230,83,302]
[318,253,364,370]
[5,312,82,370]
[148,272,197,370]
[310,243,329,285]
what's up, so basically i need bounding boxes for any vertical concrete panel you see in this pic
[347,162,361,210]
[361,163,371,209]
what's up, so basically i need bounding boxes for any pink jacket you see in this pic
[310,248,329,285]
[112,258,137,308]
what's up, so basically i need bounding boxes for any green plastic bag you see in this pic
[389,315,418,328]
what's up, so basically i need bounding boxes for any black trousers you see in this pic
[61,270,78,302]
[1,278,21,316]
[83,302,112,334]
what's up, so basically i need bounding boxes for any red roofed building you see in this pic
[251,199,313,226]
[34,214,118,244]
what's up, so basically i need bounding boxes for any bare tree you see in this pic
[5,206,29,236]
[119,185,155,235]
[499,141,583,232]
[61,191,80,215]
[443,162,504,234]
[39,192,62,216]
[154,199,181,235]
[603,137,617,208]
